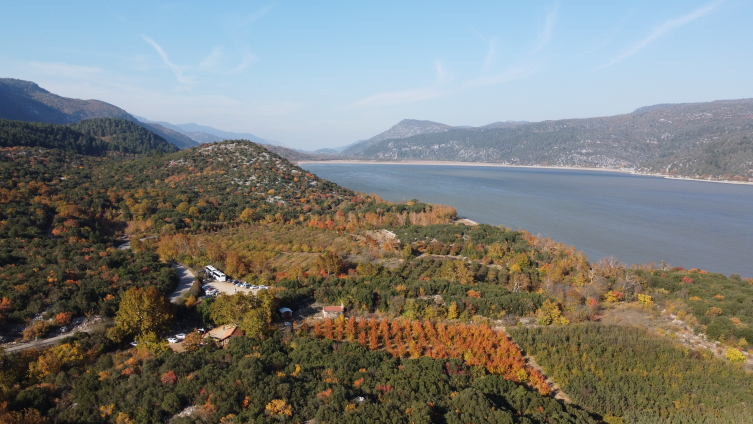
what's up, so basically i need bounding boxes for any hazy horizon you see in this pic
[2,1,752,150]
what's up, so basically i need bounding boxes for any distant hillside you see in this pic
[0,78,134,124]
[0,78,201,151]
[184,131,222,143]
[134,116,279,146]
[314,148,340,155]
[0,117,178,155]
[263,144,328,161]
[139,122,200,150]
[482,120,529,129]
[352,99,753,182]
[341,119,454,156]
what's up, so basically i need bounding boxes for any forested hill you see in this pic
[0,139,356,322]
[0,78,134,124]
[0,117,179,155]
[0,78,200,150]
[347,99,753,182]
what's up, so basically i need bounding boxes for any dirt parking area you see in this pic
[204,280,266,296]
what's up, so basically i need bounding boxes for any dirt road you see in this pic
[169,263,196,303]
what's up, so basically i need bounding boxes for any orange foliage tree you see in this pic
[308,317,550,395]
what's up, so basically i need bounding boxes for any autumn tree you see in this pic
[239,208,258,222]
[447,302,459,320]
[0,298,13,322]
[537,300,569,325]
[314,251,344,275]
[210,293,257,326]
[28,342,83,381]
[108,287,173,341]
[240,308,270,339]
[183,331,204,352]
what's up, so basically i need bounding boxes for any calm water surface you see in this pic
[302,164,753,278]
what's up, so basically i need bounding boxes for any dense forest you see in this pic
[0,122,751,423]
[0,118,178,155]
[1,331,599,423]
[512,324,753,423]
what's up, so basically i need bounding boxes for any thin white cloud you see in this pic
[199,45,256,74]
[199,46,225,71]
[471,28,487,43]
[140,34,195,84]
[434,61,452,85]
[482,39,496,75]
[229,47,257,73]
[531,5,558,54]
[351,24,542,109]
[241,2,276,26]
[350,62,455,108]
[599,0,725,69]
[351,62,535,108]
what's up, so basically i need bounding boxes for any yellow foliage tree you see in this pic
[100,404,114,418]
[210,292,257,326]
[638,294,653,306]
[447,302,459,320]
[28,343,83,381]
[706,307,724,317]
[265,399,292,416]
[116,412,135,424]
[726,347,746,363]
[537,299,569,325]
[108,287,173,342]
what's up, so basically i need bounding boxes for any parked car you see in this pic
[175,333,187,340]
[167,337,178,343]
[258,285,269,290]
[250,285,259,289]
[242,283,251,289]
[197,328,205,334]
[129,341,138,347]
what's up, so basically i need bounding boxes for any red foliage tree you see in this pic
[161,370,178,384]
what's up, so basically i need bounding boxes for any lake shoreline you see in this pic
[297,160,753,186]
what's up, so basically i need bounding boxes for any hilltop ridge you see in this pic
[341,119,454,156]
[0,78,134,124]
[335,98,753,182]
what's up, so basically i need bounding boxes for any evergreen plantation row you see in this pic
[0,117,752,423]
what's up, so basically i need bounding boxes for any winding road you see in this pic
[117,239,196,303]
[3,331,87,354]
[169,262,196,303]
[3,242,198,353]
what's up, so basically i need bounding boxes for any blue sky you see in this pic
[1,1,752,149]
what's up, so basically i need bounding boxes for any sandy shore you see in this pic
[297,160,753,185]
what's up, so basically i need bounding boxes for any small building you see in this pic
[279,307,293,319]
[322,304,345,318]
[208,325,243,348]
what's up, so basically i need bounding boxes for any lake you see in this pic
[301,163,753,278]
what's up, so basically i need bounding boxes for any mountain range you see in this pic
[2,77,751,181]
[333,101,753,182]
[132,116,283,147]
[0,78,275,151]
